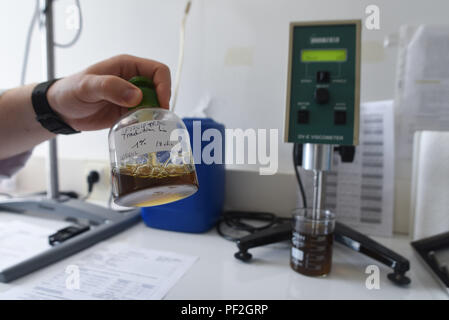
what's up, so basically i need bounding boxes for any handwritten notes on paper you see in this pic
[114,120,178,162]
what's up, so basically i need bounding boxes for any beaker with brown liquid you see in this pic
[108,76,198,207]
[291,209,335,277]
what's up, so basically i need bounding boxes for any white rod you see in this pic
[171,1,191,112]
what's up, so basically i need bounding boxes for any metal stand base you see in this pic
[234,222,411,286]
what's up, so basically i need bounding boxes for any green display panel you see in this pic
[285,21,361,145]
[301,49,347,62]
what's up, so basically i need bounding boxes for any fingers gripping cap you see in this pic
[128,76,160,109]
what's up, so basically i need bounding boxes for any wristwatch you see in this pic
[32,79,80,135]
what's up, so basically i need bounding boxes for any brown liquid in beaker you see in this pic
[290,232,334,277]
[112,164,198,207]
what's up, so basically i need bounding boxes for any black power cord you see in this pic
[293,143,307,208]
[216,144,307,242]
[216,211,290,242]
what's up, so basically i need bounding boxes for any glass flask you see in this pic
[108,76,198,207]
[291,208,335,277]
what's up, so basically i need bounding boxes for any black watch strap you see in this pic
[32,79,80,135]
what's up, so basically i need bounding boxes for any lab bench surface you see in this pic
[0,214,447,300]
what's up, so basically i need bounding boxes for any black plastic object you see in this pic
[86,170,100,193]
[335,145,356,162]
[334,110,347,125]
[411,231,449,289]
[33,191,79,199]
[314,87,330,104]
[234,221,411,286]
[297,110,309,124]
[49,225,90,246]
[316,71,330,83]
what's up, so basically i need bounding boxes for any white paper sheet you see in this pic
[410,131,449,240]
[391,25,449,230]
[1,243,197,300]
[395,25,449,163]
[297,101,395,237]
[0,220,59,271]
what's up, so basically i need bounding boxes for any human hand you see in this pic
[46,54,171,131]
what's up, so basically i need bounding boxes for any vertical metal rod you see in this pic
[302,144,332,233]
[312,170,325,223]
[312,170,323,212]
[39,0,59,199]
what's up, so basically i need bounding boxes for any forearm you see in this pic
[0,55,171,160]
[0,83,55,159]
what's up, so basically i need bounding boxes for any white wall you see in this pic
[2,0,449,173]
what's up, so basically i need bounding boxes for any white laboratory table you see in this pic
[0,210,447,300]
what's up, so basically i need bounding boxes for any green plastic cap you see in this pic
[129,76,160,109]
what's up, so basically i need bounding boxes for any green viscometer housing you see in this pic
[284,20,361,145]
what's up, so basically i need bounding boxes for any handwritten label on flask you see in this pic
[114,120,178,162]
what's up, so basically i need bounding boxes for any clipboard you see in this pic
[0,197,141,283]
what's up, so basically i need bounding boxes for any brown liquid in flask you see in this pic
[290,232,334,277]
[112,164,198,207]
[109,76,198,207]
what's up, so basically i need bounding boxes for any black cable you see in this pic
[293,143,307,208]
[216,210,290,242]
[216,144,308,243]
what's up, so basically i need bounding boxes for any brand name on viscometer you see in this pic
[310,36,340,44]
[297,134,344,141]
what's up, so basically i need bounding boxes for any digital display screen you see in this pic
[301,49,347,62]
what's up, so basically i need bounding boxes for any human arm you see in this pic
[0,54,171,160]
